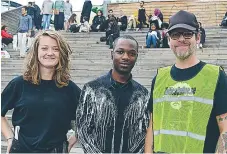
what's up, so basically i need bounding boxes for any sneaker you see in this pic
[197,44,199,49]
[2,43,7,48]
[199,43,203,49]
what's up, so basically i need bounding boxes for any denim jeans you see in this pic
[146,34,157,48]
[42,14,52,30]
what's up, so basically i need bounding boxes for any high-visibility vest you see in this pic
[153,64,220,153]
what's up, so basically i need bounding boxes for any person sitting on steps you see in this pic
[146,23,161,48]
[106,15,120,49]
[1,25,13,46]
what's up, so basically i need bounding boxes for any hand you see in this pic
[6,138,13,153]
[26,33,31,37]
[67,134,77,152]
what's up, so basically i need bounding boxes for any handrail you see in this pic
[1,6,23,14]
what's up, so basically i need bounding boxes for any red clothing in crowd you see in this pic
[1,30,13,38]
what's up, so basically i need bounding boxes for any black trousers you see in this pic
[162,36,169,48]
[34,15,42,30]
[70,25,80,33]
[54,12,64,30]
[80,15,91,23]
[200,34,206,44]
[106,30,119,48]
[120,24,127,31]
[9,138,68,153]
[138,19,149,29]
[2,38,13,45]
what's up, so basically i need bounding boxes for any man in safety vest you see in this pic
[144,10,227,153]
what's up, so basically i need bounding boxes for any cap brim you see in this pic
[167,24,196,33]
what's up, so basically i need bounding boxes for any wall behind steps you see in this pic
[108,0,227,27]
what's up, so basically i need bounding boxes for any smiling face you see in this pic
[168,28,200,60]
[112,38,138,75]
[38,36,60,70]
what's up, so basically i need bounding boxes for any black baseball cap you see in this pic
[167,10,199,33]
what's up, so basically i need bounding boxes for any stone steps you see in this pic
[1,25,227,153]
[5,48,227,56]
[107,0,227,27]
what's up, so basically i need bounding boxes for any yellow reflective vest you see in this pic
[153,64,220,153]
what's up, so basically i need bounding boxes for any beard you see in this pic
[172,43,196,60]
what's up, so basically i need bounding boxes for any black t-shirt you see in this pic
[1,76,81,152]
[148,61,227,153]
[138,8,146,21]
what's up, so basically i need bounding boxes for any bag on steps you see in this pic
[1,49,11,58]
[100,36,106,42]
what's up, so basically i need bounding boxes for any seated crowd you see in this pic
[2,1,208,51]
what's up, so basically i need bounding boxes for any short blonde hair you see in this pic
[23,31,72,88]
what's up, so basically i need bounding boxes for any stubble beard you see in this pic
[173,44,196,61]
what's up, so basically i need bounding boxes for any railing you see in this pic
[1,6,23,34]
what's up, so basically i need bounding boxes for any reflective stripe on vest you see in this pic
[153,64,219,153]
[153,96,213,105]
[154,129,205,141]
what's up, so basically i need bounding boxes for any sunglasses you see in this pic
[169,31,197,40]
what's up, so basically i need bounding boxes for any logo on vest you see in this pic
[164,82,196,110]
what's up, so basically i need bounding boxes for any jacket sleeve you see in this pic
[1,78,20,117]
[202,28,206,37]
[76,84,102,153]
[92,16,97,25]
[17,16,21,32]
[1,30,12,38]
[28,16,33,30]
[157,31,161,40]
[146,32,148,40]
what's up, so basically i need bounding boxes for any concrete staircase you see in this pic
[1,7,23,34]
[1,27,227,153]
[108,0,227,27]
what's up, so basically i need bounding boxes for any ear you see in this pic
[135,53,138,62]
[111,51,113,60]
[168,37,171,46]
[196,32,201,44]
